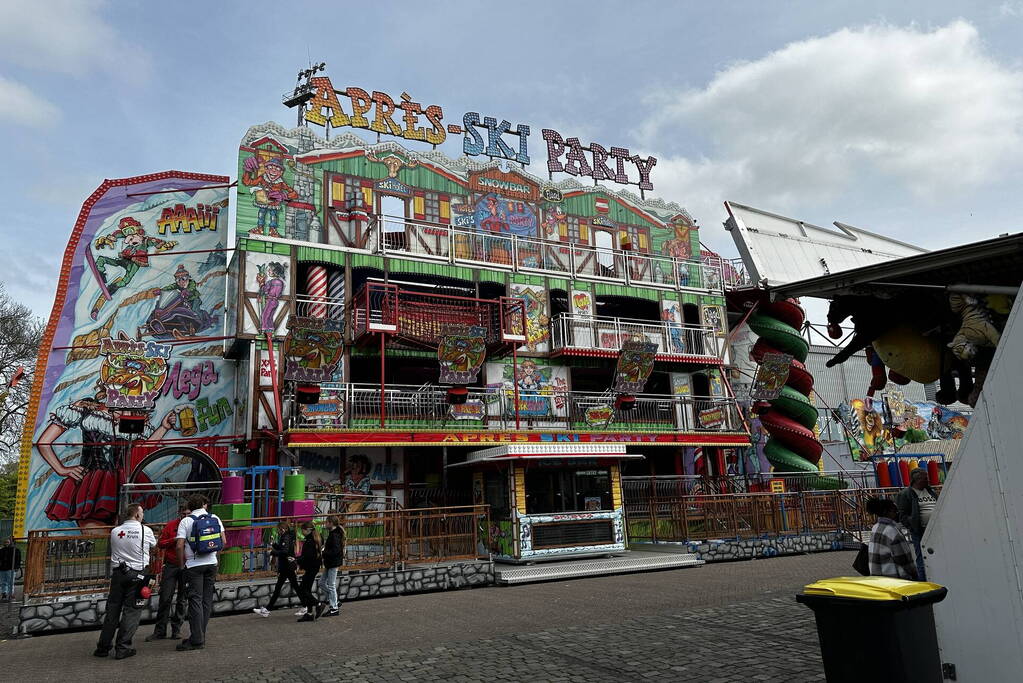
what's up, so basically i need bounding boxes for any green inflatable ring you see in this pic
[771,386,819,430]
[764,440,819,472]
[747,313,809,362]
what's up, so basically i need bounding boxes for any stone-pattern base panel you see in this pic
[636,531,844,562]
[19,560,494,634]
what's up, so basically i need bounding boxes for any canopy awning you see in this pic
[447,443,645,467]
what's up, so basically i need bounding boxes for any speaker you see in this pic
[296,384,320,404]
[447,387,468,405]
[615,395,636,411]
[118,415,147,434]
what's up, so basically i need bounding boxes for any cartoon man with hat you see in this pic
[90,216,177,319]
[242,155,299,237]
[152,265,202,313]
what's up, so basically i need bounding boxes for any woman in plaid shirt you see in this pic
[866,497,918,580]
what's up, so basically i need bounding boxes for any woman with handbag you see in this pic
[253,521,301,617]
[296,521,325,621]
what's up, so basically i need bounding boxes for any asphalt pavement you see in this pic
[0,551,854,682]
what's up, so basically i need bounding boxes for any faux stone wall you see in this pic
[636,531,844,562]
[18,560,494,635]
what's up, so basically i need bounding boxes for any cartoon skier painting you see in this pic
[242,156,298,237]
[256,262,287,332]
[144,265,216,339]
[89,216,177,320]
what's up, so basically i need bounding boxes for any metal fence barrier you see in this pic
[23,504,490,599]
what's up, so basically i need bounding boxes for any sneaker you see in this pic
[144,633,166,642]
[176,642,204,651]
[297,614,315,622]
[253,607,270,618]
[314,602,326,620]
[93,648,109,658]
[322,608,339,618]
[115,649,137,660]
[295,607,308,616]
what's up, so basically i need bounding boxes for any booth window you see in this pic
[525,467,611,514]
[483,471,510,518]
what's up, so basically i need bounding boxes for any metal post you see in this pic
[265,332,283,433]
[512,344,521,431]
[380,332,387,428]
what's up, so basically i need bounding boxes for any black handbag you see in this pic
[852,543,870,576]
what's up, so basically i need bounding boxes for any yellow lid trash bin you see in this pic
[796,577,948,683]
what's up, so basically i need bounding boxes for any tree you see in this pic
[0,283,44,465]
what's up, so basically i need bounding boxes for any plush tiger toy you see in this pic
[948,293,1001,361]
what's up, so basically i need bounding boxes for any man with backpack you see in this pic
[175,493,224,651]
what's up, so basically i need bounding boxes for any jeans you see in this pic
[0,569,13,597]
[320,566,339,610]
[267,566,301,610]
[184,563,217,646]
[152,564,187,637]
[97,566,143,655]
[911,532,927,581]
[257,206,279,230]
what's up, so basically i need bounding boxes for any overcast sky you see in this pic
[2,1,1022,318]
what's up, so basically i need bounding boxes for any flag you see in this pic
[595,197,609,214]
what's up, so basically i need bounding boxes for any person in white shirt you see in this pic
[175,493,224,651]
[94,503,156,660]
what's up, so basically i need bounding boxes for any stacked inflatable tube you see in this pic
[748,301,845,490]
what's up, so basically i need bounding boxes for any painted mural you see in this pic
[509,283,550,353]
[234,124,704,270]
[16,173,238,534]
[834,398,971,460]
[298,449,403,511]
[660,300,686,355]
[242,252,290,336]
[485,361,568,422]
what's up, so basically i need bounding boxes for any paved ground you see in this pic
[0,552,854,682]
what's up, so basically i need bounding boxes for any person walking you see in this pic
[897,467,939,580]
[0,537,21,601]
[319,517,345,618]
[253,520,301,617]
[866,497,918,581]
[175,493,225,651]
[145,501,191,642]
[94,504,156,660]
[296,521,325,621]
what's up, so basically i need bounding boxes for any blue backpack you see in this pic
[188,513,224,555]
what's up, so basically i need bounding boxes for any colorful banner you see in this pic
[283,316,344,382]
[614,341,658,393]
[16,173,238,534]
[99,336,172,409]
[438,325,487,384]
[750,352,793,400]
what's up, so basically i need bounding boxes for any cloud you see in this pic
[0,75,60,126]
[0,0,150,81]
[639,21,1023,238]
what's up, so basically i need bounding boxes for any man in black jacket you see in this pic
[896,468,939,581]
[0,537,20,601]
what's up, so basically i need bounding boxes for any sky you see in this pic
[2,0,1023,319]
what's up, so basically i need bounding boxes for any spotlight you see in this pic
[615,395,636,411]
[118,415,147,434]
[447,387,468,405]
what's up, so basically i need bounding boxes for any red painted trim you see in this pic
[287,431,751,447]
[301,149,468,187]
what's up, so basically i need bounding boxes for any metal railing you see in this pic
[22,504,490,599]
[288,382,745,433]
[622,470,878,498]
[368,214,723,292]
[550,313,720,358]
[625,487,916,544]
[294,295,346,323]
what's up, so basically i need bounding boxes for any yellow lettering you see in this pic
[304,77,350,128]
[346,87,373,129]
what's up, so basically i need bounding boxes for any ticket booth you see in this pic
[454,443,642,562]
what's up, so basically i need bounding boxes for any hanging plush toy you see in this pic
[948,293,1001,361]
